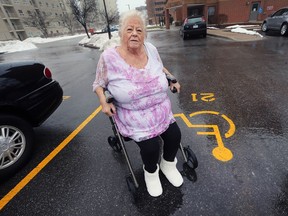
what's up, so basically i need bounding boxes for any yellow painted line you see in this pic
[0,106,102,210]
[62,96,71,100]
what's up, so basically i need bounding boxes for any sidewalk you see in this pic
[207,28,264,42]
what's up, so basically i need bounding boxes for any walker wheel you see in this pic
[184,146,198,169]
[108,136,122,152]
[183,162,197,182]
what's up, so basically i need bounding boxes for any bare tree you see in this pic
[60,13,76,35]
[23,10,50,38]
[99,9,119,39]
[69,0,97,38]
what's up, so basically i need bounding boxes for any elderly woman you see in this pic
[93,10,183,197]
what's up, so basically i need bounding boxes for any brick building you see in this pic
[146,0,167,25]
[164,0,288,27]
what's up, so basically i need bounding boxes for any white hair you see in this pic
[118,9,147,37]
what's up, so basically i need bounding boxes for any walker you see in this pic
[104,75,198,200]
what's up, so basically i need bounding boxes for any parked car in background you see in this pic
[261,7,288,36]
[0,61,63,180]
[179,15,207,40]
[101,25,119,33]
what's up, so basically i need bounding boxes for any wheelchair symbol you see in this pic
[174,111,236,162]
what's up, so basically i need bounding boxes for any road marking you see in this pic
[0,106,102,210]
[191,93,216,102]
[62,96,71,100]
[174,111,235,162]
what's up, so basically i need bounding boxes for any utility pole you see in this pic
[102,0,111,39]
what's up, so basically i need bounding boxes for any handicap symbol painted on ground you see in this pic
[174,111,236,162]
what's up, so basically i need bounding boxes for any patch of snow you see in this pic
[225,25,260,29]
[79,31,120,50]
[231,27,263,37]
[0,40,37,53]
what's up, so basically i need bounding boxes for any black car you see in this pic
[261,7,288,36]
[179,15,207,39]
[0,61,63,179]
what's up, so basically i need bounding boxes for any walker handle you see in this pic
[166,74,177,93]
[104,89,114,103]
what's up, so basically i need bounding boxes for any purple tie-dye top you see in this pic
[93,42,175,142]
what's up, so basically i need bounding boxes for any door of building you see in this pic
[249,2,260,21]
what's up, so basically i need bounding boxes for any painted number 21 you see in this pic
[191,93,215,102]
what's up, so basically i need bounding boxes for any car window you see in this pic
[273,9,284,16]
[282,9,288,16]
[187,17,203,23]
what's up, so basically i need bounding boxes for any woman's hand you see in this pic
[95,87,117,116]
[170,81,181,93]
[101,102,116,117]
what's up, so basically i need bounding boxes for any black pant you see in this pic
[136,122,181,173]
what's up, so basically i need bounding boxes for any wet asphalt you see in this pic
[0,29,288,216]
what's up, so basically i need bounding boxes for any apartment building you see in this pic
[0,0,118,41]
[165,0,288,26]
[0,0,73,41]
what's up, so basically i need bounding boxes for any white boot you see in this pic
[160,157,183,187]
[143,164,163,197]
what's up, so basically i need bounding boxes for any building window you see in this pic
[18,10,24,16]
[208,7,215,16]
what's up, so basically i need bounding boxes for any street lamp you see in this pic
[102,0,111,39]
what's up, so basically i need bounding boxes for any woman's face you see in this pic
[121,16,145,50]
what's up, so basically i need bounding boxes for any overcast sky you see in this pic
[117,0,146,13]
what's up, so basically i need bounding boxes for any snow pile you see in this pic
[78,31,120,50]
[0,40,37,53]
[226,25,263,37]
[207,26,220,30]
[0,34,86,54]
[100,36,120,51]
[225,25,259,29]
[230,27,263,37]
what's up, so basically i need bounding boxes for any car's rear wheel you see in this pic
[261,22,268,32]
[280,23,288,36]
[0,115,34,180]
